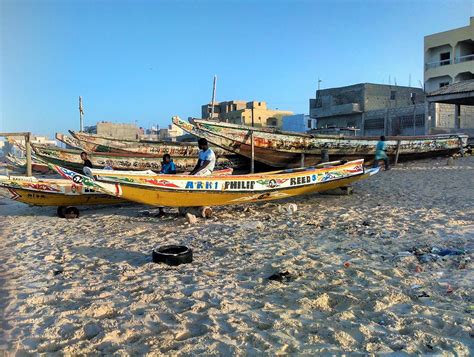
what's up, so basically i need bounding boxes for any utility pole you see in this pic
[317,78,322,91]
[79,96,84,132]
[210,75,217,120]
[250,101,255,173]
[411,93,417,136]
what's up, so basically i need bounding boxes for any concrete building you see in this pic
[424,17,474,92]
[282,114,316,132]
[85,122,143,140]
[202,100,293,128]
[309,83,425,135]
[424,17,474,138]
[9,135,57,157]
[426,80,474,140]
[157,124,184,141]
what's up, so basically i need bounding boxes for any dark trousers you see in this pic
[373,158,390,170]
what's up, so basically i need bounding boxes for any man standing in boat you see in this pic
[373,136,390,170]
[190,138,216,176]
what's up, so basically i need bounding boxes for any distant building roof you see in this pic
[426,80,474,97]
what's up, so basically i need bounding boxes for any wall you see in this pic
[311,84,425,131]
[282,114,315,132]
[96,122,141,140]
[364,104,426,136]
[432,103,474,129]
[219,108,293,128]
[316,114,362,129]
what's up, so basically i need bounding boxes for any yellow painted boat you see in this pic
[0,175,126,207]
[51,160,379,207]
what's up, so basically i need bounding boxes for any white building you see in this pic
[282,114,316,133]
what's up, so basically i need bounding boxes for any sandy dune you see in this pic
[0,156,473,355]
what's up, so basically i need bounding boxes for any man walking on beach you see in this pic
[373,136,390,170]
[190,138,216,176]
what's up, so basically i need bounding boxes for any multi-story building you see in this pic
[201,100,293,128]
[424,17,473,92]
[424,17,474,137]
[309,83,425,136]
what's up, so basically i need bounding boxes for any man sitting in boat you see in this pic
[158,154,177,217]
[189,138,216,176]
[160,154,176,174]
[80,152,93,173]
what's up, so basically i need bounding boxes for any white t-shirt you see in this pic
[198,148,216,172]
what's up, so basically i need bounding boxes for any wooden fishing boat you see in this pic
[69,130,233,157]
[5,153,52,174]
[173,117,469,168]
[32,143,242,172]
[55,133,84,150]
[51,159,379,207]
[0,175,126,217]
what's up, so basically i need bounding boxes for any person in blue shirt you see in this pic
[373,136,390,170]
[160,154,176,174]
[158,154,176,217]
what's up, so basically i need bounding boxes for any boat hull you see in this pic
[0,176,126,206]
[4,187,125,206]
[109,171,373,207]
[32,144,243,172]
[52,159,378,207]
[69,130,232,157]
[174,117,468,167]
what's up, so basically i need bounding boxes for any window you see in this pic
[390,91,396,100]
[440,52,451,65]
[439,82,450,88]
[364,118,385,130]
[267,118,277,127]
[347,121,356,128]
[307,119,312,129]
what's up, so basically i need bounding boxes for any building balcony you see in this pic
[454,54,474,64]
[425,58,474,82]
[426,54,474,70]
[425,59,452,69]
[310,103,361,118]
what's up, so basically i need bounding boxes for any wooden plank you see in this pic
[394,140,401,165]
[25,133,32,176]
[250,130,255,173]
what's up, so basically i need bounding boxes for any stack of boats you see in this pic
[0,117,468,215]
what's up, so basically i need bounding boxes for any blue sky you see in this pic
[1,0,472,137]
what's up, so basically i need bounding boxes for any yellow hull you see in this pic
[116,172,371,207]
[53,159,378,208]
[3,187,126,207]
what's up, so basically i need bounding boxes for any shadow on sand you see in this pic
[70,246,151,267]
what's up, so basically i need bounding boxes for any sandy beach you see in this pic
[0,156,473,355]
